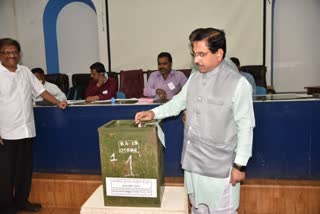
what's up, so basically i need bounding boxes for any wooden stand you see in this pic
[80,185,188,214]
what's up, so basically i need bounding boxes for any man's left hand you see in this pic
[230,168,246,186]
[86,96,99,103]
[56,100,67,109]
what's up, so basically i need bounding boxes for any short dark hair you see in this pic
[189,28,205,41]
[189,28,226,58]
[230,57,240,67]
[90,62,106,73]
[31,67,45,75]
[157,52,172,63]
[0,38,21,52]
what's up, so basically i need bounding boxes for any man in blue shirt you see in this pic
[230,57,256,95]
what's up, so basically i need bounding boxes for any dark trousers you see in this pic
[0,138,33,214]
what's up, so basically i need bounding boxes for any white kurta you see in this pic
[151,59,255,210]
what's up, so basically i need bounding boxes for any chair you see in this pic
[119,69,144,98]
[116,91,126,99]
[256,86,267,95]
[68,74,91,100]
[71,73,91,88]
[240,65,267,89]
[45,73,69,94]
[178,69,192,78]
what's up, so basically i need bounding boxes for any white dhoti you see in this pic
[185,170,240,214]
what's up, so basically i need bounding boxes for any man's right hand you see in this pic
[135,111,155,124]
[156,89,167,100]
[56,100,68,109]
[0,136,3,145]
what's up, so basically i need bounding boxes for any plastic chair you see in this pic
[256,86,267,95]
[116,91,126,99]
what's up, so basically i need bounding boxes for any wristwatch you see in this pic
[233,163,246,172]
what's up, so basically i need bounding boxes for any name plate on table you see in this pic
[98,120,164,207]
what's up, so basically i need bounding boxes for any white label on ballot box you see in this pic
[106,177,157,198]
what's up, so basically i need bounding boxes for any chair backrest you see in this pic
[178,69,192,78]
[119,69,144,98]
[240,65,267,88]
[71,74,91,100]
[72,73,91,87]
[45,73,69,94]
[256,86,267,95]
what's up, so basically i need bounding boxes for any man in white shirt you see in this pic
[0,38,67,214]
[31,67,67,101]
[135,28,255,213]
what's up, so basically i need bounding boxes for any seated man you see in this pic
[144,52,187,100]
[230,57,256,95]
[31,68,67,101]
[85,62,117,102]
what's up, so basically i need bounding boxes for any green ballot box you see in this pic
[98,120,164,207]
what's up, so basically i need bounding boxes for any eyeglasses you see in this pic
[191,51,209,58]
[0,51,19,56]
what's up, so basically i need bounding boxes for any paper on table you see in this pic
[91,99,111,104]
[67,100,86,105]
[91,98,140,104]
[137,98,154,104]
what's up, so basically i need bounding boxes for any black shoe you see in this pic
[1,207,16,214]
[18,201,42,212]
